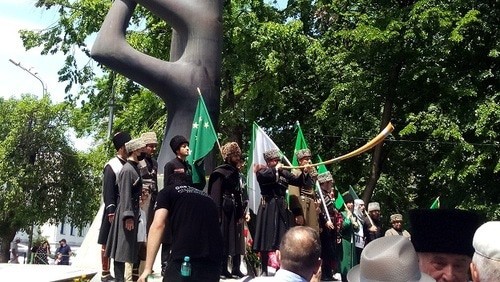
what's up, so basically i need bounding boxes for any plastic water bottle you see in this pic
[147,273,162,281]
[180,256,191,277]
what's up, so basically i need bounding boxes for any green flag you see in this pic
[292,121,309,166]
[430,196,440,209]
[316,155,328,174]
[335,186,345,210]
[187,94,218,184]
[349,185,360,200]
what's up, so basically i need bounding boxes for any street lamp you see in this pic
[9,59,47,97]
[8,59,47,263]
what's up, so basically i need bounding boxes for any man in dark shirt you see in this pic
[56,239,72,265]
[138,175,223,282]
[364,202,383,245]
[253,148,312,276]
[161,135,192,275]
[163,135,192,186]
[208,142,246,278]
[139,131,159,230]
[98,131,131,281]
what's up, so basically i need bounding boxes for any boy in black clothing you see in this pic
[138,175,223,282]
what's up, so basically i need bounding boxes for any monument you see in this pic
[91,0,223,169]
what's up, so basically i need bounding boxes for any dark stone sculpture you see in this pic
[91,0,222,170]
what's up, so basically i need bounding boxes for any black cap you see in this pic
[169,135,189,153]
[112,132,131,151]
[409,209,481,257]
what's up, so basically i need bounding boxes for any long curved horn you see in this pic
[282,122,394,170]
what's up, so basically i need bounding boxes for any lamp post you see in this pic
[9,59,47,97]
[8,59,47,263]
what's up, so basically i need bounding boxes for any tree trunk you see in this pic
[362,98,393,204]
[0,229,18,263]
[362,61,402,203]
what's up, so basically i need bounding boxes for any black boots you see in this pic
[221,257,234,279]
[231,255,245,278]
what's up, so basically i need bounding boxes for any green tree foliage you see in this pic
[19,0,499,221]
[0,96,100,262]
[312,0,499,219]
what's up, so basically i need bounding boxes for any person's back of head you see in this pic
[166,171,191,187]
[279,226,321,280]
[471,221,500,282]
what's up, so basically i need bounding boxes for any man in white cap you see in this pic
[289,149,319,231]
[353,199,367,263]
[139,132,159,232]
[365,202,383,245]
[128,132,158,281]
[106,137,147,282]
[317,171,343,281]
[470,221,500,282]
[385,213,411,239]
[253,148,313,276]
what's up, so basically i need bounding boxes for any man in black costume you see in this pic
[317,171,343,281]
[161,135,193,275]
[98,131,131,281]
[252,148,312,276]
[106,137,147,282]
[163,135,192,187]
[208,142,246,279]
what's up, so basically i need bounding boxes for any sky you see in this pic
[1,0,72,101]
[0,0,287,151]
[0,0,94,150]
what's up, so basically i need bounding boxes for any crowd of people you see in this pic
[90,132,498,282]
[6,128,497,282]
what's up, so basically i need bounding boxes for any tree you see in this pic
[19,0,499,221]
[313,0,499,218]
[0,96,100,262]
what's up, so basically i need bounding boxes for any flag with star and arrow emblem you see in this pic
[187,92,219,185]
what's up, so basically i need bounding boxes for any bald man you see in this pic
[251,226,322,281]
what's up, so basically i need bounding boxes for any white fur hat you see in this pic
[317,171,333,184]
[125,138,146,153]
[368,202,380,212]
[141,132,158,145]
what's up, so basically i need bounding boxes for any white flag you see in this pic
[246,123,291,213]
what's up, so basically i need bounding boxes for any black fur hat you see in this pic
[409,209,481,257]
[170,135,189,153]
[112,132,131,151]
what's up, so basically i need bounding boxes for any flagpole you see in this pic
[197,87,222,155]
[315,181,332,222]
